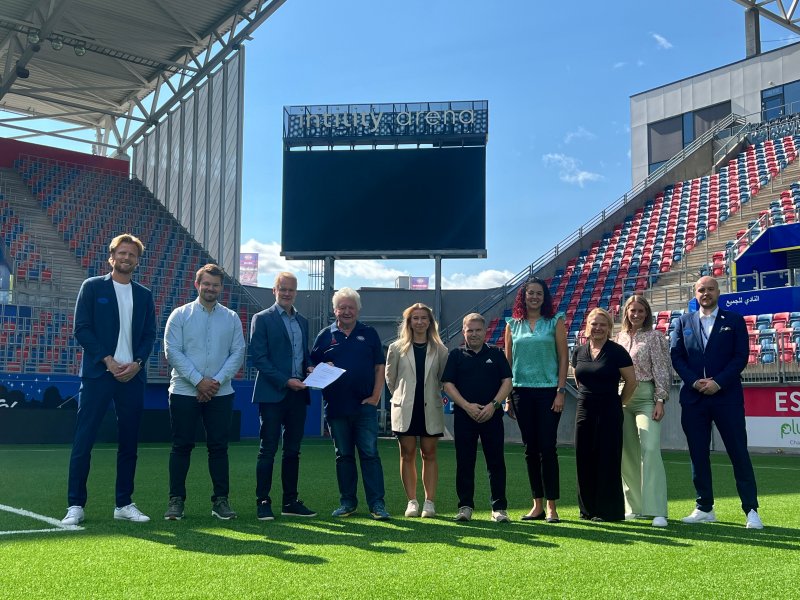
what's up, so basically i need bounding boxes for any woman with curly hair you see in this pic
[503,277,568,523]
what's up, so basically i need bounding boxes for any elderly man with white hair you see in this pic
[310,287,389,520]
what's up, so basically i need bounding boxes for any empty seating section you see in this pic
[0,156,260,378]
[539,134,800,342]
[0,305,77,374]
[742,312,799,365]
[484,309,512,348]
[0,194,52,283]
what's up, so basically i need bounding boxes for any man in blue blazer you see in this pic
[670,276,763,529]
[250,272,316,520]
[62,234,156,526]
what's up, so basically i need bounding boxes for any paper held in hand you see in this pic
[303,363,346,389]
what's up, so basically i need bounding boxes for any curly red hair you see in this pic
[512,277,554,319]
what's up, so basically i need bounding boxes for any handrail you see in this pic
[439,112,744,342]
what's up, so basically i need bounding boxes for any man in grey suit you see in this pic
[250,272,317,520]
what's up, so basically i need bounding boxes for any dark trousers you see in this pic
[327,403,385,509]
[681,396,759,514]
[512,387,561,500]
[256,390,308,505]
[453,406,507,510]
[168,392,233,502]
[575,397,624,521]
[67,373,144,508]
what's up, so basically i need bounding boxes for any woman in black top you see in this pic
[571,308,637,522]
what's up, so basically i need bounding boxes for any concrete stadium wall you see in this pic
[630,41,800,184]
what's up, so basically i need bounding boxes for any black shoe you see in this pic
[257,500,274,521]
[281,500,317,517]
[212,497,237,520]
[164,496,185,521]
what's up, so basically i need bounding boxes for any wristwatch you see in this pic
[135,358,143,368]
[492,400,503,410]
[557,387,567,395]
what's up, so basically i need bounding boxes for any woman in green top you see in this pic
[503,277,568,523]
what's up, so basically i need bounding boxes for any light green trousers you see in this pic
[621,381,668,517]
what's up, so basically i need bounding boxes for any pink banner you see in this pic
[239,253,259,286]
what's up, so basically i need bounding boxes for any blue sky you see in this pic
[240,0,796,289]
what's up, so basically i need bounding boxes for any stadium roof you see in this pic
[0,0,285,155]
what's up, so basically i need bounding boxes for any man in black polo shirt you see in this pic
[442,312,513,522]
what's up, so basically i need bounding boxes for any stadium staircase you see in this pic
[0,168,87,305]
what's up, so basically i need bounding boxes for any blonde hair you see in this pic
[109,233,144,257]
[397,303,444,355]
[584,307,613,340]
[621,295,653,333]
[462,312,485,328]
[273,272,297,288]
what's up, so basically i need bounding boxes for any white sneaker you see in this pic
[404,499,420,518]
[624,512,641,521]
[454,506,473,522]
[421,500,436,518]
[745,509,764,529]
[681,508,716,524]
[491,509,510,522]
[651,517,668,527]
[114,503,150,522]
[62,505,84,526]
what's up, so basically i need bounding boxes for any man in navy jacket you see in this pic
[250,272,316,520]
[670,276,763,529]
[62,234,156,526]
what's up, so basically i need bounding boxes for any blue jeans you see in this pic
[327,403,385,509]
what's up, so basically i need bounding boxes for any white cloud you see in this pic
[651,32,672,49]
[564,126,596,144]
[336,260,407,284]
[441,269,514,289]
[541,153,603,187]
[240,238,309,282]
[612,61,626,69]
[240,239,410,287]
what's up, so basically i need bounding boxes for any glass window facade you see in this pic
[647,101,731,173]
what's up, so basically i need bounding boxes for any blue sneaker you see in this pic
[331,505,357,517]
[370,504,391,521]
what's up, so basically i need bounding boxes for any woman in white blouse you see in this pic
[614,295,671,527]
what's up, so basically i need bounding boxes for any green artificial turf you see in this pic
[1,439,798,599]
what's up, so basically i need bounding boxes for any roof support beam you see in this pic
[0,0,73,100]
[0,119,116,148]
[118,0,287,150]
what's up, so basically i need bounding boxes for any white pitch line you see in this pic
[0,503,84,535]
[0,527,79,536]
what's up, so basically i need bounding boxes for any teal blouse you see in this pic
[505,312,565,388]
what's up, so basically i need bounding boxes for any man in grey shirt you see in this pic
[163,264,246,520]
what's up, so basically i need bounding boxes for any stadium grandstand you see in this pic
[1,0,800,452]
